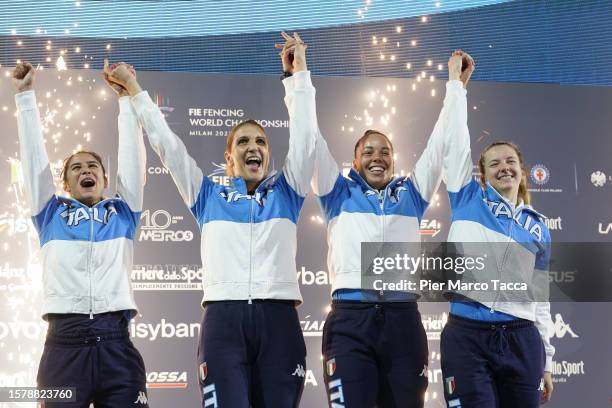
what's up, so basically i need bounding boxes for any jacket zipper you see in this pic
[248,198,254,304]
[491,206,516,313]
[88,207,95,319]
[378,189,386,296]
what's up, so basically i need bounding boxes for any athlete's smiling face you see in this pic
[63,152,108,206]
[482,144,524,203]
[224,123,270,192]
[353,132,395,190]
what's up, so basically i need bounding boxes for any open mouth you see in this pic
[245,156,262,172]
[368,165,386,175]
[497,173,514,181]
[80,177,96,188]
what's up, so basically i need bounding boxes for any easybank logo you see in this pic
[130,319,200,341]
[0,321,47,341]
[297,267,330,286]
[146,371,187,390]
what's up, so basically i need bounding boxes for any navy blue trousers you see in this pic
[441,314,545,408]
[37,312,148,408]
[322,301,429,408]
[197,300,306,408]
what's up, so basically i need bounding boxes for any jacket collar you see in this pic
[348,168,405,195]
[230,171,278,195]
[58,195,116,209]
[483,182,545,220]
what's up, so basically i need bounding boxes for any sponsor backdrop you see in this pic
[0,70,610,407]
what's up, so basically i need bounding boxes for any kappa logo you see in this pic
[530,164,550,186]
[553,314,579,338]
[291,364,306,378]
[445,376,456,395]
[326,358,336,376]
[203,384,219,407]
[328,378,345,407]
[133,391,148,405]
[591,171,607,187]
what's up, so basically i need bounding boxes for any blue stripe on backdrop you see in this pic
[0,1,511,38]
[0,0,611,85]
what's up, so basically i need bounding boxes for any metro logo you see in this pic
[139,229,194,242]
[139,209,194,242]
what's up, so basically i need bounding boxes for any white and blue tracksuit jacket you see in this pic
[16,91,146,319]
[444,86,555,371]
[312,80,467,294]
[131,70,318,304]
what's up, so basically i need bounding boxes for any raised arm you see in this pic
[105,63,205,210]
[103,61,146,212]
[533,229,555,403]
[411,52,470,205]
[275,32,319,197]
[13,62,56,217]
[443,51,477,208]
[276,32,339,197]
